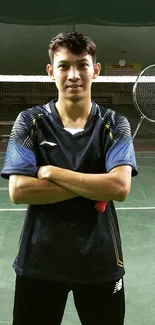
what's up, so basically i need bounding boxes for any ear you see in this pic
[93,63,101,79]
[46,64,54,79]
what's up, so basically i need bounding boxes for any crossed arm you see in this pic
[9,164,132,205]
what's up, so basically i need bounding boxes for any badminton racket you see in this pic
[95,64,155,212]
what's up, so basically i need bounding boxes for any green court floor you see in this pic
[0,151,155,325]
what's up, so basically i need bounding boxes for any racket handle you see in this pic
[95,201,107,212]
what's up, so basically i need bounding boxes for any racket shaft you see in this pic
[132,116,144,139]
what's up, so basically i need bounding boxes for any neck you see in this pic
[55,96,92,128]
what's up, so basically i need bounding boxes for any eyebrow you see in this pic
[57,59,89,64]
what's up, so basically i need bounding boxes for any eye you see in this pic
[58,64,68,70]
[79,62,89,69]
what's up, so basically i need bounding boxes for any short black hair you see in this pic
[48,32,97,63]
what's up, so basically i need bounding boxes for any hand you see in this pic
[37,166,51,180]
[37,165,60,181]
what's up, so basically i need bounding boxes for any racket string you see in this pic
[133,65,155,123]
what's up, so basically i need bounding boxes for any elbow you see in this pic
[116,185,130,202]
[9,175,27,204]
[9,187,23,204]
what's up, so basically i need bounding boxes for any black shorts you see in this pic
[12,275,125,325]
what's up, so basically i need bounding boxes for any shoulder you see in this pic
[20,104,46,118]
[98,105,131,137]
[15,104,47,126]
[98,105,129,124]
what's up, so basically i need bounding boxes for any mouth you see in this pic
[66,85,83,92]
[66,84,82,89]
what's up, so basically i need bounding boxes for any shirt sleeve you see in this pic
[105,114,138,176]
[1,110,38,179]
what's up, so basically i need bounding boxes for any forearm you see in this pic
[38,166,131,202]
[52,173,126,201]
[9,175,78,205]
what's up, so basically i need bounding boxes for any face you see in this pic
[46,47,101,102]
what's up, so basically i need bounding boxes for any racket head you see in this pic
[133,64,155,123]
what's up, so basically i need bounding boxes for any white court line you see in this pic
[137,166,155,169]
[0,209,26,211]
[136,156,155,159]
[116,207,155,210]
[0,187,8,190]
[137,156,155,158]
[1,207,155,212]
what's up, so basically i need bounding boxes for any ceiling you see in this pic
[0,23,155,75]
[1,0,155,75]
[0,0,155,26]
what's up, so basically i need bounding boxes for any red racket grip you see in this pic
[95,201,107,212]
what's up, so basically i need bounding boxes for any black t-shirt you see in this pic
[1,100,138,283]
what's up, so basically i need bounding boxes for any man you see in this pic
[1,32,138,325]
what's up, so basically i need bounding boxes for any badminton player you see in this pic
[1,31,138,325]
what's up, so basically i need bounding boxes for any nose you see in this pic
[68,67,80,80]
